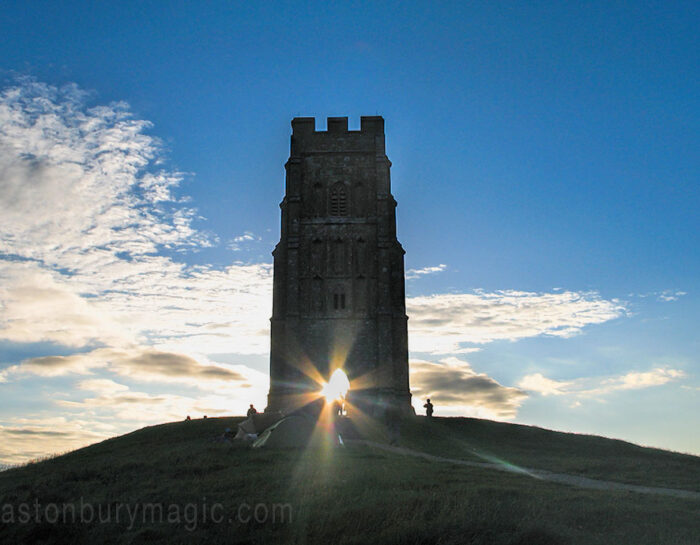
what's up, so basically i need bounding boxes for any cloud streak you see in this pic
[407,290,626,353]
[0,347,263,387]
[518,367,686,399]
[406,263,447,279]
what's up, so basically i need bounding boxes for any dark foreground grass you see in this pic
[0,416,698,544]
[398,417,700,490]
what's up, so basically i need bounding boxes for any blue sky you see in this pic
[0,1,698,464]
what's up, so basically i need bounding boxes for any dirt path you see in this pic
[349,440,700,500]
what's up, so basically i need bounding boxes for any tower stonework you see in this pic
[266,116,412,416]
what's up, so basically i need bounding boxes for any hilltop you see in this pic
[0,416,698,544]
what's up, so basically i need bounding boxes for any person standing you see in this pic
[423,399,434,418]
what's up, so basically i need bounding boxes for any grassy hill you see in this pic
[0,416,698,544]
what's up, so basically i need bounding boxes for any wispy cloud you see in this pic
[405,263,447,279]
[627,290,687,302]
[228,231,262,251]
[0,79,211,268]
[657,290,687,302]
[0,263,129,347]
[0,79,273,359]
[518,367,686,399]
[407,290,626,353]
[0,347,264,388]
[517,373,572,396]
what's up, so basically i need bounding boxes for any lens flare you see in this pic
[320,369,350,402]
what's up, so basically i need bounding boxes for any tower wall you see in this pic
[266,116,412,416]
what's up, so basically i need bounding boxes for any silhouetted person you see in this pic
[332,399,343,417]
[424,399,434,418]
[185,415,191,421]
[247,404,258,418]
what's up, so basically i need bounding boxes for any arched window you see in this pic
[329,183,348,216]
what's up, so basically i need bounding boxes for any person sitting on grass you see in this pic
[423,399,434,418]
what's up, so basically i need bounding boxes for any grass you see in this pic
[0,416,698,544]
[397,417,700,490]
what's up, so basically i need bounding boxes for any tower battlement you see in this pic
[290,116,385,155]
[291,116,384,135]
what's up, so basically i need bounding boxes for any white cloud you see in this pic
[0,80,210,268]
[0,79,272,357]
[405,263,447,279]
[0,262,129,347]
[77,378,129,395]
[518,367,686,399]
[517,373,573,396]
[407,290,626,353]
[228,231,262,251]
[613,368,685,390]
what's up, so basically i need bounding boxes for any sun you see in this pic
[320,369,350,402]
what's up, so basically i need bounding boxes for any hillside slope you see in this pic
[0,416,698,544]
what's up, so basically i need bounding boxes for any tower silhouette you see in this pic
[266,116,412,416]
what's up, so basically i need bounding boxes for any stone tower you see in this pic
[266,116,412,416]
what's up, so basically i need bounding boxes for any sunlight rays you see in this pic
[320,369,350,403]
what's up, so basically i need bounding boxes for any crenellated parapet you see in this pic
[291,116,384,135]
[290,116,386,156]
